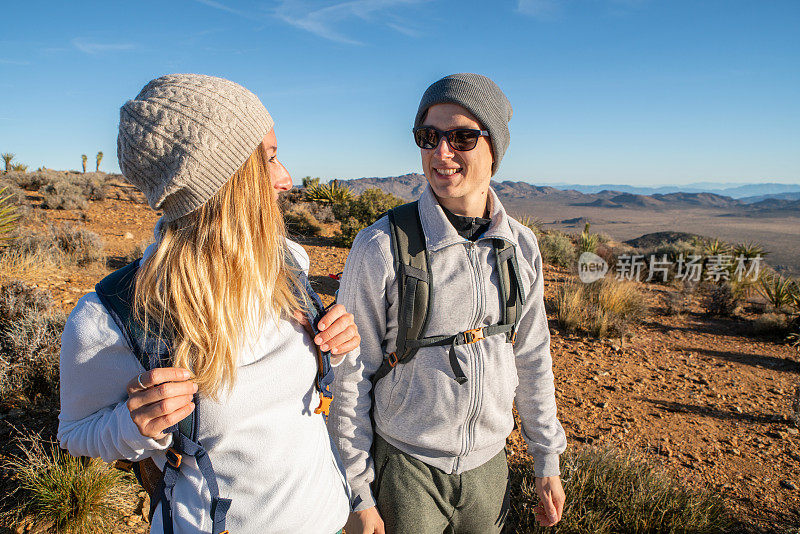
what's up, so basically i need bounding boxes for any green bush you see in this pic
[333,188,404,247]
[2,432,134,533]
[301,176,320,188]
[540,231,577,269]
[506,446,731,533]
[751,312,791,337]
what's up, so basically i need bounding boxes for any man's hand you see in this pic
[126,368,197,440]
[345,507,385,534]
[534,475,565,527]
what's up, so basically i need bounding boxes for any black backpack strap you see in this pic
[372,201,433,386]
[493,239,525,343]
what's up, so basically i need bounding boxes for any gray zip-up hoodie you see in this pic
[328,185,567,511]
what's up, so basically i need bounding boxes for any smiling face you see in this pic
[260,129,292,198]
[420,103,494,217]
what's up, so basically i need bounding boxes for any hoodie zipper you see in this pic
[455,241,486,472]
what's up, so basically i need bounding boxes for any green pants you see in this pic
[372,434,510,534]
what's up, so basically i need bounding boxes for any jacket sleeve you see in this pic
[327,221,396,511]
[512,231,567,477]
[57,293,172,462]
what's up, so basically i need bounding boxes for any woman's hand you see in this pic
[126,368,198,440]
[314,304,360,355]
[534,475,565,527]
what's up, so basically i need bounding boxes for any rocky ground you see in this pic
[1,180,799,533]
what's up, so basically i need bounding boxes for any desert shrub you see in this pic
[79,173,110,201]
[2,432,135,533]
[0,282,65,404]
[733,241,766,260]
[1,224,104,269]
[506,446,731,533]
[10,163,28,172]
[750,312,791,337]
[310,203,336,223]
[7,170,53,191]
[334,188,404,247]
[540,231,576,269]
[758,274,795,312]
[578,223,599,254]
[40,177,89,210]
[0,180,26,205]
[304,180,353,205]
[553,279,643,338]
[701,282,739,317]
[284,204,324,237]
[52,225,105,265]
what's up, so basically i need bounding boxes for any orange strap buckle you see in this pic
[315,393,333,416]
[463,327,485,345]
[510,331,517,344]
[166,448,182,469]
[387,352,399,367]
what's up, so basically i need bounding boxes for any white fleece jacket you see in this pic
[57,239,350,534]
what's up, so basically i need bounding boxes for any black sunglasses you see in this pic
[413,126,489,151]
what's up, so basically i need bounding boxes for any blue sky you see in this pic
[1,0,798,185]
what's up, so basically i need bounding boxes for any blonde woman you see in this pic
[57,74,357,534]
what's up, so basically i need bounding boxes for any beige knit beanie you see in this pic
[117,73,274,222]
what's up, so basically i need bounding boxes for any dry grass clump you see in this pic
[554,278,644,338]
[0,282,65,405]
[506,446,731,533]
[284,204,324,237]
[0,224,105,274]
[2,432,135,534]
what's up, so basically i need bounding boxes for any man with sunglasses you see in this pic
[330,73,566,534]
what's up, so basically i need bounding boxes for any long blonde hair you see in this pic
[133,145,301,399]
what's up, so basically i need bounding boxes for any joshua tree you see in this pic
[2,153,14,173]
[96,151,103,172]
[81,154,87,173]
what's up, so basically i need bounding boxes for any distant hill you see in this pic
[532,181,800,199]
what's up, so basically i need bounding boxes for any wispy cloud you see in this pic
[518,0,647,19]
[192,0,249,18]
[272,0,426,45]
[71,38,136,55]
[517,0,562,19]
[0,58,31,66]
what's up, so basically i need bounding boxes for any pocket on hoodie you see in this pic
[376,347,469,454]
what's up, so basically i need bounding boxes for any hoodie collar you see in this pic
[417,185,517,252]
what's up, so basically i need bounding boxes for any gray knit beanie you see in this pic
[414,73,512,175]
[117,73,274,222]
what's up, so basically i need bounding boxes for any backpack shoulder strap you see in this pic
[94,259,195,439]
[388,200,432,365]
[493,239,525,343]
[284,247,335,418]
[95,259,150,370]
